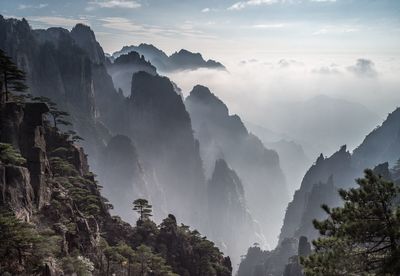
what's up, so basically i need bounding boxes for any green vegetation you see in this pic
[302,169,400,275]
[0,143,26,166]
[0,211,59,275]
[101,241,177,276]
[0,49,28,104]
[49,157,78,176]
[61,255,94,276]
[32,96,71,129]
[0,80,231,275]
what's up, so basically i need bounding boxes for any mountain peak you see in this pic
[113,44,225,71]
[214,158,229,172]
[130,71,176,100]
[187,85,229,117]
[72,23,95,36]
[190,85,213,98]
[113,51,153,67]
[70,23,105,64]
[176,49,201,56]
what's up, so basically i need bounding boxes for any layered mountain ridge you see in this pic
[185,85,289,246]
[0,100,232,275]
[112,43,226,72]
[238,106,400,275]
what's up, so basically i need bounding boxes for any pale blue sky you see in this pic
[1,0,400,60]
[2,0,400,159]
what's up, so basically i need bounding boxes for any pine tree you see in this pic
[133,199,153,222]
[0,210,46,274]
[301,169,400,275]
[0,49,28,104]
[32,96,71,129]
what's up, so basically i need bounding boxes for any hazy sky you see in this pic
[2,0,400,60]
[2,0,400,158]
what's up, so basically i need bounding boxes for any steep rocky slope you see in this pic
[185,85,288,245]
[279,145,357,242]
[352,107,400,169]
[279,107,400,244]
[0,16,122,165]
[244,106,400,275]
[207,159,263,267]
[0,101,232,275]
[237,237,310,276]
[106,71,207,228]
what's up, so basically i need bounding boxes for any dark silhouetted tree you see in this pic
[0,49,28,104]
[32,96,71,129]
[133,199,153,222]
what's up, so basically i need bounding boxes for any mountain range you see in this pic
[112,43,226,72]
[0,15,284,269]
[238,105,400,275]
[2,14,400,276]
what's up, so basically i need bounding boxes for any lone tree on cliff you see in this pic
[0,49,28,104]
[133,199,153,222]
[32,96,71,129]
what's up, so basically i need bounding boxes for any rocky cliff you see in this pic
[0,100,232,275]
[114,71,208,228]
[0,101,107,273]
[352,107,400,169]
[185,85,288,245]
[207,159,263,268]
[279,145,357,242]
[0,15,122,166]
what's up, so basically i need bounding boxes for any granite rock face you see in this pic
[0,165,33,221]
[0,100,232,276]
[121,71,207,227]
[0,102,51,208]
[0,101,101,257]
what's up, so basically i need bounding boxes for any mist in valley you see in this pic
[1,1,400,275]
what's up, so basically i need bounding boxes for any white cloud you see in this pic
[100,17,144,32]
[18,3,48,10]
[28,16,89,28]
[228,0,336,10]
[99,17,217,40]
[88,0,141,9]
[312,25,359,35]
[228,0,278,11]
[202,8,210,13]
[252,23,285,28]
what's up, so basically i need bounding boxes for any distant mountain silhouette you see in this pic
[185,85,288,245]
[208,159,264,268]
[352,107,400,169]
[112,43,225,72]
[107,51,157,96]
[279,106,400,244]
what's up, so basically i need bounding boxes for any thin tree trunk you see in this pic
[4,71,8,102]
[106,258,110,276]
